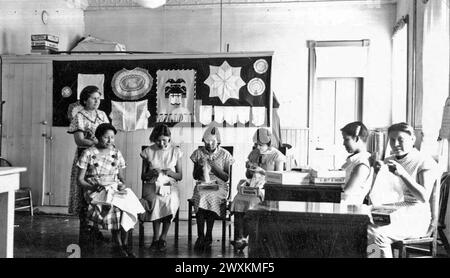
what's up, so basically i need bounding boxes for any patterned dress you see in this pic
[140,144,183,222]
[67,108,109,215]
[231,147,286,212]
[190,146,234,217]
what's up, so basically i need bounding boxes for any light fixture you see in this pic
[133,0,166,9]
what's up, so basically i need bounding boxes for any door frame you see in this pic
[306,39,370,167]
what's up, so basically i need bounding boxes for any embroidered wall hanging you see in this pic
[111,67,153,100]
[77,74,105,99]
[204,60,246,104]
[156,69,196,123]
[110,100,150,131]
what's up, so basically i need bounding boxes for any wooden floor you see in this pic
[13,212,450,258]
[13,212,247,258]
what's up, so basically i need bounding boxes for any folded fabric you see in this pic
[77,74,105,99]
[199,105,213,125]
[110,100,149,131]
[214,106,225,123]
[369,165,405,206]
[223,106,237,125]
[251,107,266,126]
[236,106,250,124]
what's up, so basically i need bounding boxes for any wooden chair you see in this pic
[391,172,448,258]
[0,157,34,216]
[138,145,179,247]
[437,173,450,256]
[187,146,234,251]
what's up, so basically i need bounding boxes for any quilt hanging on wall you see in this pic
[52,54,272,128]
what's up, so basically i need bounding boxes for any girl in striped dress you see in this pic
[368,122,439,258]
[190,126,234,251]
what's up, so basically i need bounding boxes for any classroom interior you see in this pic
[1,0,450,258]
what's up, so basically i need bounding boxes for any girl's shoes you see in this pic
[231,238,248,252]
[158,240,167,252]
[149,240,159,251]
[194,237,204,251]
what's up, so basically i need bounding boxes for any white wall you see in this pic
[0,0,85,54]
[84,1,397,130]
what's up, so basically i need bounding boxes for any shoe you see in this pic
[149,240,159,251]
[194,237,204,251]
[203,237,212,251]
[158,240,167,252]
[122,246,136,258]
[112,245,128,258]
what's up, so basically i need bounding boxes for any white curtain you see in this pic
[420,0,450,163]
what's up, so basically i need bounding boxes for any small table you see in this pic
[264,183,343,203]
[247,200,371,258]
[0,167,27,258]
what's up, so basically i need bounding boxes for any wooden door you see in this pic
[1,61,51,206]
[311,78,362,170]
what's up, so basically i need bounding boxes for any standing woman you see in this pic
[368,122,439,258]
[67,86,110,240]
[190,126,234,252]
[140,124,183,252]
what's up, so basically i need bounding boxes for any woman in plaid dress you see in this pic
[67,86,110,242]
[190,126,234,251]
[78,123,144,258]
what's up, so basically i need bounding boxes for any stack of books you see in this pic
[371,204,405,225]
[310,169,346,185]
[31,34,59,54]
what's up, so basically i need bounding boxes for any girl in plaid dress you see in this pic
[140,124,183,252]
[78,123,144,258]
[231,128,285,251]
[190,126,234,251]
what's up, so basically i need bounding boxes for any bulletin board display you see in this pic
[52,55,272,130]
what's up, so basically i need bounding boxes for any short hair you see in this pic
[150,123,171,142]
[388,122,415,137]
[95,123,117,140]
[79,86,100,107]
[340,121,369,142]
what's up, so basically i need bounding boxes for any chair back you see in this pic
[0,157,12,167]
[439,173,450,230]
[429,171,445,238]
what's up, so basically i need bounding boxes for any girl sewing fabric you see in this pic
[77,123,144,258]
[231,128,286,251]
[190,126,234,252]
[368,122,439,258]
[140,124,183,252]
[340,121,373,204]
[68,86,110,242]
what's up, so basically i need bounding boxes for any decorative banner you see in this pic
[247,78,266,96]
[199,105,213,125]
[111,67,153,100]
[77,74,105,99]
[251,106,266,126]
[110,100,150,131]
[156,69,196,123]
[204,60,246,104]
[253,58,268,74]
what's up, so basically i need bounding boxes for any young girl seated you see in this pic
[230,128,286,251]
[77,123,145,258]
[340,121,373,204]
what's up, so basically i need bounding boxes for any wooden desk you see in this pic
[247,201,371,258]
[0,167,26,258]
[264,183,343,203]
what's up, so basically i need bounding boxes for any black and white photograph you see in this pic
[0,0,450,266]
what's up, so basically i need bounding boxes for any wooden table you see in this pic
[0,167,27,258]
[247,200,371,258]
[264,183,343,203]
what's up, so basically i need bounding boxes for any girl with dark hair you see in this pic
[368,122,439,258]
[140,124,183,252]
[67,86,110,242]
[231,128,285,251]
[77,123,144,257]
[340,121,373,204]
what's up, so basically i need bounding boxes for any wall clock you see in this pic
[41,10,49,25]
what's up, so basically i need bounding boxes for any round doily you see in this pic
[247,78,266,96]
